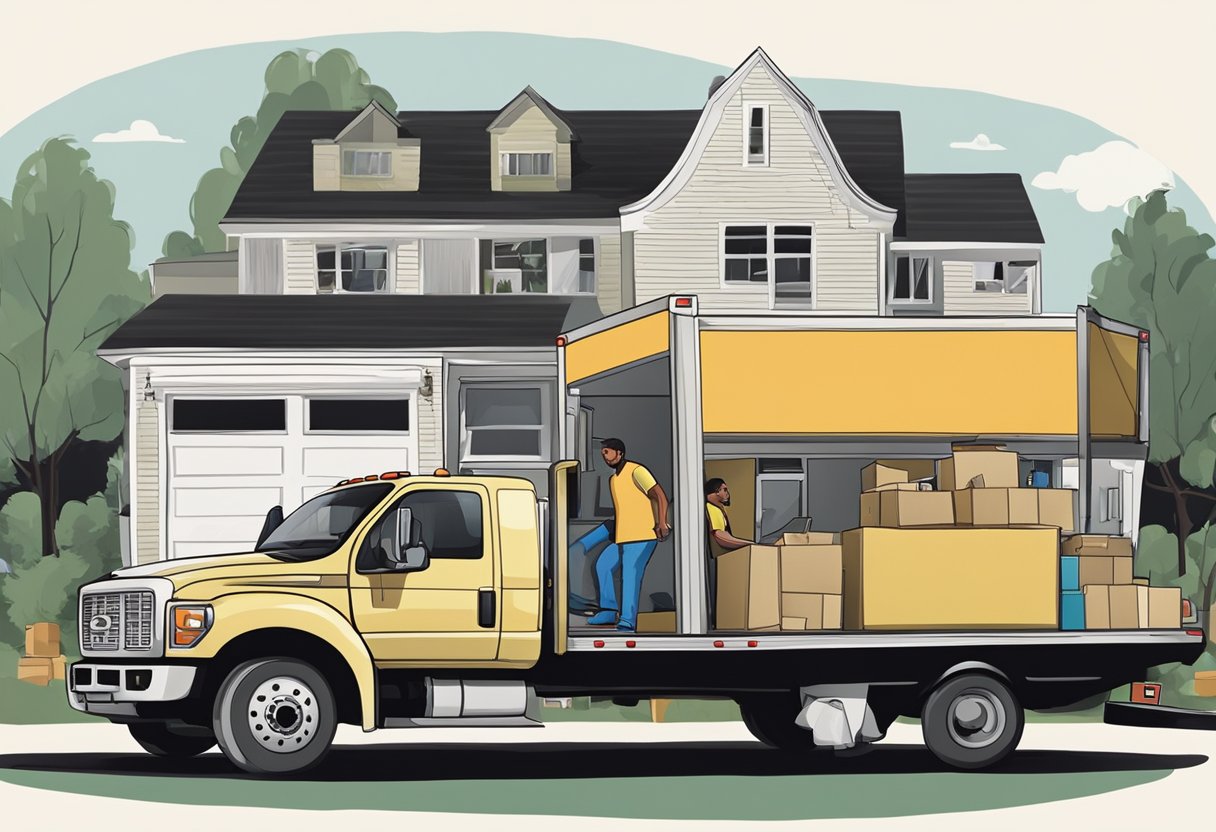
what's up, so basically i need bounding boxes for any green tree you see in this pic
[1090,190,1216,574]
[164,48,396,256]
[0,138,149,557]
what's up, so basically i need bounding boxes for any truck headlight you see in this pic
[170,604,213,648]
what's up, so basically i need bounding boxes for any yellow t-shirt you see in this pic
[706,502,730,558]
[610,461,659,543]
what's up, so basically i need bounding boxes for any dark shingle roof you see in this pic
[224,108,908,224]
[903,174,1044,243]
[100,294,601,351]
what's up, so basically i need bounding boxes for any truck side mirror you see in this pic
[255,505,285,548]
[386,506,429,572]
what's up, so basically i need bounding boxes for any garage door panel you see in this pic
[174,487,284,517]
[173,446,284,477]
[303,446,410,478]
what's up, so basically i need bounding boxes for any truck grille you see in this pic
[81,591,155,652]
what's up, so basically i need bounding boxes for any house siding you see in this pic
[135,399,161,565]
[596,233,623,314]
[312,145,340,191]
[395,239,421,294]
[942,260,1033,315]
[417,356,444,472]
[284,240,315,294]
[633,62,880,313]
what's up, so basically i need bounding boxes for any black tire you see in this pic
[128,722,216,757]
[737,693,821,751]
[921,673,1024,770]
[212,658,337,775]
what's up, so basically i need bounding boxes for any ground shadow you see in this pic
[0,742,1204,819]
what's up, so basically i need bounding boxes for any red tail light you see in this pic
[674,297,693,308]
[713,640,724,648]
[555,335,568,347]
[1138,330,1150,342]
[1187,629,1204,638]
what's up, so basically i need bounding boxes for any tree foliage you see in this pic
[0,138,148,556]
[164,48,396,256]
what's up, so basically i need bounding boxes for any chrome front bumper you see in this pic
[67,663,197,718]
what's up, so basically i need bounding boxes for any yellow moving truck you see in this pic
[70,296,1203,774]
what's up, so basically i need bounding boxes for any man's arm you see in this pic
[648,484,670,541]
[711,528,753,551]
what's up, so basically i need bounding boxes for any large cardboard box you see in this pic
[24,622,61,659]
[780,592,843,630]
[716,545,780,631]
[1077,556,1134,588]
[860,491,954,528]
[779,532,841,545]
[861,462,908,492]
[17,657,55,686]
[637,611,677,633]
[1062,534,1134,557]
[952,488,1039,526]
[1037,489,1077,533]
[779,544,843,595]
[1084,584,1140,629]
[939,446,1021,491]
[1138,585,1182,629]
[842,526,1059,630]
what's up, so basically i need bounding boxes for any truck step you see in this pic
[382,716,543,729]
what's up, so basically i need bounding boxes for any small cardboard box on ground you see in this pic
[25,622,61,658]
[1195,671,1216,697]
[938,446,1021,491]
[17,657,55,686]
[859,491,954,528]
[842,526,1059,630]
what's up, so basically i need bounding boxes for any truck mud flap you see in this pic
[1104,701,1216,731]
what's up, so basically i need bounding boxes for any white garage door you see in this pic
[167,395,414,558]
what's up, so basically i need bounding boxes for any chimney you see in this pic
[707,75,727,100]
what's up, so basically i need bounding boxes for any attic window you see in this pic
[502,153,552,177]
[745,104,769,166]
[343,150,392,177]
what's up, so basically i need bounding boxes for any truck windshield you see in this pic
[257,484,393,561]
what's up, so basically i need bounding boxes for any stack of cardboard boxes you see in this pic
[17,622,65,686]
[716,532,843,632]
[1066,535,1181,630]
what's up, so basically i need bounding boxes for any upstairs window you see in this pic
[489,239,548,293]
[745,104,769,166]
[501,152,553,177]
[342,150,392,177]
[723,225,769,283]
[316,244,389,293]
[892,257,932,303]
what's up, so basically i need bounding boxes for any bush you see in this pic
[0,491,46,571]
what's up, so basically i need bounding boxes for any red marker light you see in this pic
[674,297,693,308]
[626,640,636,648]
[555,335,568,347]
[713,640,724,648]
[347,476,364,483]
[747,640,758,648]
[364,474,379,481]
[1187,629,1204,638]
[593,639,605,648]
[1139,330,1150,342]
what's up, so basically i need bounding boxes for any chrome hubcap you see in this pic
[246,676,320,753]
[946,688,1006,749]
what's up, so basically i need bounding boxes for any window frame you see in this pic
[742,103,770,167]
[719,222,817,307]
[577,237,597,295]
[304,396,412,436]
[342,149,393,178]
[488,238,549,294]
[315,242,393,294]
[973,259,1035,295]
[459,382,552,464]
[500,151,554,178]
[357,487,487,568]
[168,396,289,435]
[890,255,935,305]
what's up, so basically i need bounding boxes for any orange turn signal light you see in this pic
[433,468,450,477]
[379,471,412,480]
[172,606,211,648]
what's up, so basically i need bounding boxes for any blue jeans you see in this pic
[595,539,659,629]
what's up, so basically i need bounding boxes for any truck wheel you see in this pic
[128,722,216,757]
[921,673,1023,770]
[212,658,336,775]
[737,693,820,751]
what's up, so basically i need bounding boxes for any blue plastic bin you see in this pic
[1030,471,1051,488]
[1061,591,1085,630]
[1060,556,1080,592]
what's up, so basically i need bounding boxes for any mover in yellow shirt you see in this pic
[704,477,753,628]
[585,437,670,632]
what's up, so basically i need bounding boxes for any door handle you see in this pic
[478,587,496,629]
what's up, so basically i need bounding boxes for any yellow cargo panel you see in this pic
[700,329,1078,435]
[565,312,669,384]
[1088,323,1139,438]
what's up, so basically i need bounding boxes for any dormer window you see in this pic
[342,150,392,177]
[501,152,553,177]
[745,104,769,166]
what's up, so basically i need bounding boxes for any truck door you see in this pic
[349,483,499,663]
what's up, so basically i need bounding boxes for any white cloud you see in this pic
[92,119,184,144]
[950,133,1005,151]
[1032,140,1173,212]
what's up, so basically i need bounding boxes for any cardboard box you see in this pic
[875,459,937,482]
[1037,489,1077,533]
[637,611,677,633]
[860,491,954,528]
[1077,556,1134,588]
[24,622,61,659]
[868,482,924,493]
[779,545,843,595]
[779,532,841,545]
[1060,556,1080,592]
[1194,671,1216,697]
[780,592,843,630]
[1062,534,1134,557]
[1139,585,1182,629]
[939,446,1021,491]
[17,657,55,686]
[1084,584,1140,629]
[716,545,780,631]
[952,488,1039,526]
[842,526,1059,630]
[861,462,908,492]
[51,655,66,681]
[1061,591,1085,630]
